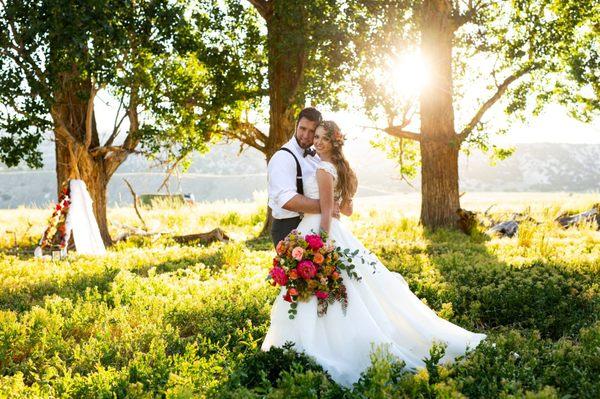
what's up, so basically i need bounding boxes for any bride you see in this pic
[261,120,486,388]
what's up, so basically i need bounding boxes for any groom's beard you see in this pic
[294,135,313,149]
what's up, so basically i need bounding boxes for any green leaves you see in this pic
[0,0,263,170]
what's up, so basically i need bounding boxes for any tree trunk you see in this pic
[55,133,113,246]
[260,3,308,237]
[419,0,461,229]
[420,140,460,228]
[52,74,119,247]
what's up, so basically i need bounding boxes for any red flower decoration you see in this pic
[270,266,288,286]
[315,291,329,300]
[305,234,324,250]
[297,260,317,280]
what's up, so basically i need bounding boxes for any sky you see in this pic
[94,92,600,155]
[324,105,600,148]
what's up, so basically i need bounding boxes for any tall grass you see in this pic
[0,193,598,398]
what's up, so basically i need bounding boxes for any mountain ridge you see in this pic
[1,142,599,208]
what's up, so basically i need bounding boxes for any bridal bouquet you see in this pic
[268,230,363,319]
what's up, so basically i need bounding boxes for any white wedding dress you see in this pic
[261,161,486,387]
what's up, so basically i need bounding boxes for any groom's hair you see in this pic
[296,107,322,127]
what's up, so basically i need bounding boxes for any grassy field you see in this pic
[0,193,599,398]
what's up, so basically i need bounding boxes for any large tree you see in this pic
[191,0,356,233]
[0,0,237,245]
[356,0,598,229]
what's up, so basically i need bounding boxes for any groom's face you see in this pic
[295,117,319,149]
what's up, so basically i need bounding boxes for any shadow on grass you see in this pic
[417,227,598,340]
[243,234,273,252]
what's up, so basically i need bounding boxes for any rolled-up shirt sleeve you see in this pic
[268,151,299,209]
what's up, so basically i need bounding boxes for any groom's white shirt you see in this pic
[268,137,320,220]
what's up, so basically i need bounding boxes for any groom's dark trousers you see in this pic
[271,216,302,247]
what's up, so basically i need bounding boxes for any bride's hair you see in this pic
[318,120,357,204]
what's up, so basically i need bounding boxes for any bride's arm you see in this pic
[316,169,334,234]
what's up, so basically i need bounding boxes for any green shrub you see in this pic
[0,199,598,398]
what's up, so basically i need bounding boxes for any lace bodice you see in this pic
[304,161,340,201]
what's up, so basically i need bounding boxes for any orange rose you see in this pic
[332,271,340,280]
[276,240,285,255]
[313,253,324,264]
[288,288,298,296]
[289,269,298,279]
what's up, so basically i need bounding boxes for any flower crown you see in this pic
[332,130,345,143]
[320,121,345,146]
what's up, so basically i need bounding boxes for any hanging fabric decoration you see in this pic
[35,179,106,258]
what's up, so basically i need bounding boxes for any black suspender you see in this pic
[277,147,304,195]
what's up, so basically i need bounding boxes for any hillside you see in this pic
[1,142,599,208]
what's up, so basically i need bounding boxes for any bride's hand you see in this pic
[332,202,341,219]
[319,226,330,236]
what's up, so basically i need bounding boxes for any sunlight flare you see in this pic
[374,51,431,98]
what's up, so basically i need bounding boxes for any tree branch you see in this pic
[247,0,272,19]
[123,178,148,230]
[221,121,268,153]
[157,153,187,193]
[287,50,307,108]
[452,0,485,31]
[105,92,126,147]
[84,85,97,150]
[0,47,48,99]
[458,66,535,142]
[384,126,422,142]
[121,84,140,152]
[105,112,127,147]
[89,145,142,157]
[1,1,48,85]
[50,106,81,145]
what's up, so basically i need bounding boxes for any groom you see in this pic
[267,107,339,246]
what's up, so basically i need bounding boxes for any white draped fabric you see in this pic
[65,179,106,255]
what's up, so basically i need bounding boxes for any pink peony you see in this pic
[324,241,335,252]
[291,246,305,261]
[270,266,288,286]
[297,260,317,280]
[305,234,324,250]
[315,291,329,299]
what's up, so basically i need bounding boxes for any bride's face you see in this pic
[314,127,333,157]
